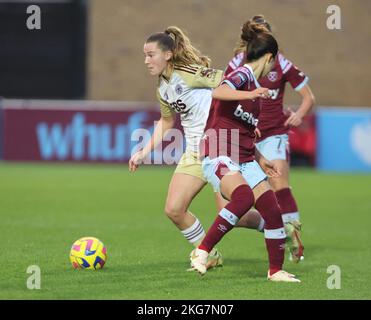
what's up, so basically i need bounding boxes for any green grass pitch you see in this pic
[0,162,370,299]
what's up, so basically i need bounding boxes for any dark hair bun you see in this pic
[241,20,268,42]
[252,15,266,24]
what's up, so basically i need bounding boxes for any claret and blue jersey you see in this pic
[225,52,309,142]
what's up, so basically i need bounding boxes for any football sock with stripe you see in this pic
[255,190,286,275]
[181,216,205,247]
[275,187,300,223]
[199,184,255,253]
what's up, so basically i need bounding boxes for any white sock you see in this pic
[264,227,286,239]
[181,218,205,246]
[282,212,300,224]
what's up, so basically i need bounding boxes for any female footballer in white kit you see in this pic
[129,26,267,269]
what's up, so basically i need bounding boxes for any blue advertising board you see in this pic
[317,107,371,172]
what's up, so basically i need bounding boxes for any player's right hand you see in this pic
[284,107,303,127]
[254,127,261,138]
[128,151,144,172]
[259,158,281,178]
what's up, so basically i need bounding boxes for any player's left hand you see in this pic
[259,158,281,178]
[284,107,303,127]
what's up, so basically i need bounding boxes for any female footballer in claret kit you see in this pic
[190,19,301,282]
[215,15,315,263]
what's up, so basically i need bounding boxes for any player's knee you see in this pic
[164,201,185,221]
[268,172,289,191]
[227,184,255,217]
[235,184,254,202]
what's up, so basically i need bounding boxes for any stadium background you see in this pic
[0,0,370,300]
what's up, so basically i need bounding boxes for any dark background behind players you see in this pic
[0,0,370,106]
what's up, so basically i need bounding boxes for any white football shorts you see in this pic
[255,134,289,161]
[202,156,266,193]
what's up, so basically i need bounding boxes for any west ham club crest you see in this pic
[267,71,278,82]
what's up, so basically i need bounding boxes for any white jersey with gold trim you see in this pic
[157,64,223,153]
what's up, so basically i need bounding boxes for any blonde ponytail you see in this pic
[165,26,211,67]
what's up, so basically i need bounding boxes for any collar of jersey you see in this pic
[242,64,261,88]
[160,66,173,83]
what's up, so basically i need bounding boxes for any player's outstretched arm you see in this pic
[128,115,176,172]
[212,84,270,101]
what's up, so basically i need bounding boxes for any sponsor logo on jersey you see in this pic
[233,105,258,126]
[267,71,278,82]
[169,99,188,113]
[269,88,280,100]
[175,84,183,95]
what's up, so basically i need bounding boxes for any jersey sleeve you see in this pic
[156,88,174,118]
[181,65,223,89]
[279,54,309,91]
[224,52,245,76]
[221,68,252,90]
